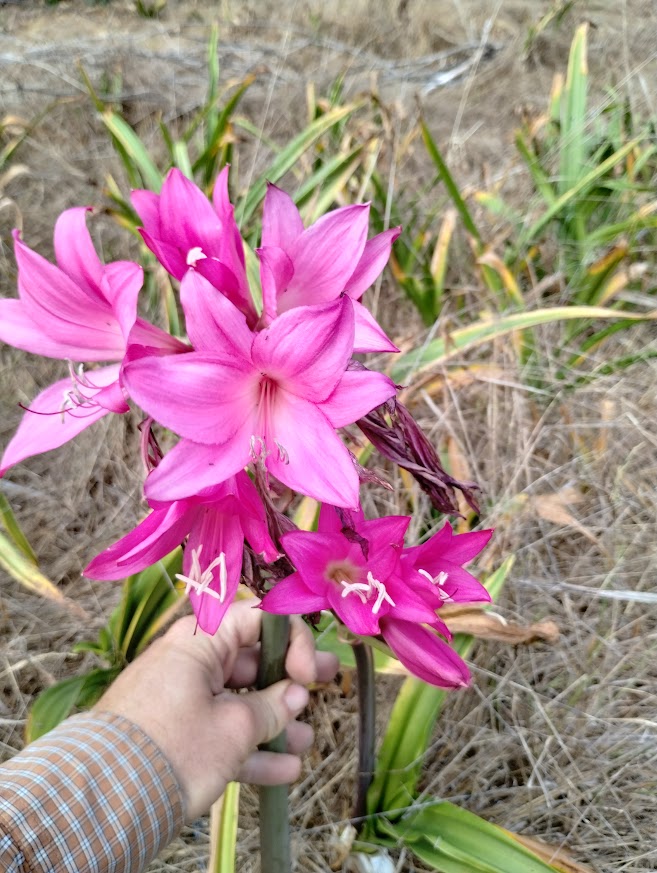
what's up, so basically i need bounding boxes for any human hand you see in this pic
[94,599,338,821]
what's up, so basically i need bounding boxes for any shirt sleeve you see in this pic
[0,710,185,873]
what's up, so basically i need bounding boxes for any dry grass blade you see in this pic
[441,605,560,645]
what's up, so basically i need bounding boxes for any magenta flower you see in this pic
[123,280,396,508]
[257,183,401,352]
[131,167,254,323]
[0,209,183,475]
[85,472,278,634]
[379,617,471,688]
[401,521,493,608]
[261,504,441,638]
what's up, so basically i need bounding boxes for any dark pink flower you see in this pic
[85,472,277,634]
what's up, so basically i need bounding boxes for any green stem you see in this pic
[352,640,376,828]
[256,612,291,873]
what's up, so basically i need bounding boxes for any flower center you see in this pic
[250,376,288,464]
[186,246,207,267]
[328,561,395,615]
[175,544,227,602]
[418,567,452,602]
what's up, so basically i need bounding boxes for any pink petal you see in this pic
[127,318,190,357]
[266,391,360,508]
[84,501,194,580]
[13,233,125,360]
[211,166,246,272]
[409,523,493,567]
[53,207,104,297]
[234,472,279,562]
[344,226,401,300]
[93,379,129,413]
[261,183,304,250]
[252,298,354,402]
[159,168,222,255]
[144,436,251,502]
[123,352,257,444]
[257,245,294,326]
[186,505,244,634]
[280,530,343,592]
[279,204,370,310]
[138,228,187,279]
[380,617,470,688]
[0,300,111,361]
[327,584,381,637]
[131,189,162,235]
[179,270,253,357]
[261,571,329,615]
[0,367,120,475]
[437,563,492,603]
[318,368,396,429]
[101,260,143,340]
[352,300,399,354]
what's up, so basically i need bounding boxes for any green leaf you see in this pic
[235,102,361,225]
[209,782,240,873]
[0,493,37,564]
[391,305,657,384]
[314,615,404,674]
[26,668,119,743]
[101,110,163,192]
[559,24,589,197]
[390,802,561,873]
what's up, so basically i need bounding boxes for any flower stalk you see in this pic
[256,611,292,873]
[352,640,375,827]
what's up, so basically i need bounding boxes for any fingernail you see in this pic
[284,683,309,713]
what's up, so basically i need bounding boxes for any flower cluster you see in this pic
[0,167,491,686]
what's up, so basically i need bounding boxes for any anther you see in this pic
[186,246,207,267]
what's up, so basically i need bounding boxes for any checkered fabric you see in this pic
[0,711,184,872]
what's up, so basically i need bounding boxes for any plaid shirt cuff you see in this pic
[0,711,184,873]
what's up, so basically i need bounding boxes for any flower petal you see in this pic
[318,368,396,429]
[159,167,222,255]
[144,436,251,502]
[234,472,279,562]
[261,571,329,615]
[266,392,360,508]
[0,367,120,475]
[138,228,187,279]
[123,351,257,444]
[352,300,399,354]
[53,207,104,297]
[327,583,380,636]
[179,270,253,357]
[344,226,401,300]
[84,501,194,580]
[0,300,107,361]
[252,298,354,402]
[257,245,294,326]
[261,183,305,250]
[380,617,470,688]
[279,204,370,310]
[131,189,162,235]
[101,260,143,341]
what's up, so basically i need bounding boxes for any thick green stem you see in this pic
[256,612,291,873]
[352,640,376,827]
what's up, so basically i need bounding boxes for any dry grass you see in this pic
[2,2,657,871]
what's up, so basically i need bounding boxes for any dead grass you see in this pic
[1,2,657,871]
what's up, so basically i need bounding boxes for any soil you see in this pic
[1,1,657,871]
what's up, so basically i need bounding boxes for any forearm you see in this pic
[0,711,184,873]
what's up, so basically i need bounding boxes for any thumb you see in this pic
[218,680,309,753]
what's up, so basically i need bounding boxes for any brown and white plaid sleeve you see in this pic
[0,710,184,873]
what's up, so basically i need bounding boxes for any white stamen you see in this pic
[175,545,227,602]
[367,571,395,614]
[274,440,289,464]
[418,568,449,587]
[340,579,371,604]
[186,246,207,267]
[249,435,267,461]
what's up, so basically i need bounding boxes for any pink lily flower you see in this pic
[261,504,442,638]
[131,167,254,324]
[257,183,401,352]
[85,472,278,634]
[123,282,396,508]
[0,209,183,475]
[401,521,494,608]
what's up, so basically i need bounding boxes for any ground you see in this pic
[1,1,657,871]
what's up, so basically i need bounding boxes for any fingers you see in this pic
[216,680,309,751]
[236,720,314,784]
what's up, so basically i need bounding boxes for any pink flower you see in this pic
[0,209,183,474]
[261,504,441,638]
[379,617,471,688]
[131,167,254,324]
[123,282,396,508]
[257,183,401,352]
[401,521,493,609]
[85,472,278,634]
